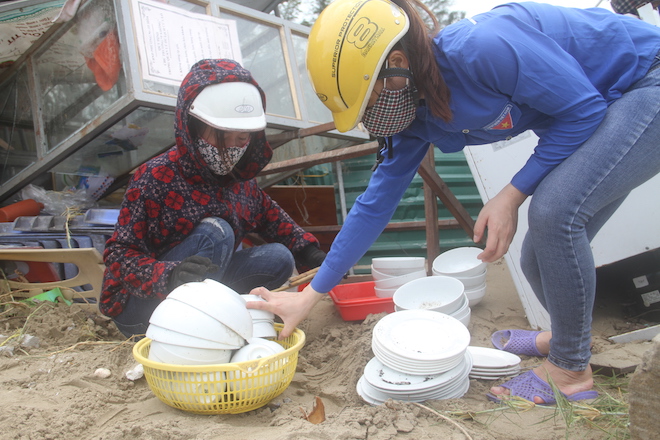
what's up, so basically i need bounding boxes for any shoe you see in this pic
[491,329,545,357]
[486,370,598,405]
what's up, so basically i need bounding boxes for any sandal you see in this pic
[491,329,545,357]
[486,370,598,405]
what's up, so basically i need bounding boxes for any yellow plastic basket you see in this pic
[132,323,305,414]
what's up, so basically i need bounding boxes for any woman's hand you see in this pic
[473,183,528,263]
[246,284,325,339]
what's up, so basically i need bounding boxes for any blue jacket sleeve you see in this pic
[463,16,607,194]
[311,136,431,292]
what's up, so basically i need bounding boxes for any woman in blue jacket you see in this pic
[248,0,660,404]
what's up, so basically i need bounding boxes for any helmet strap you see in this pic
[377,67,414,81]
[371,136,394,172]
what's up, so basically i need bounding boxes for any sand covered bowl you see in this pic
[133,323,305,415]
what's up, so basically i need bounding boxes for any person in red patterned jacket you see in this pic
[100,59,326,338]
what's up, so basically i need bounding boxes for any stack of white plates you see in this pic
[357,354,472,405]
[371,257,427,298]
[357,309,472,404]
[466,346,522,380]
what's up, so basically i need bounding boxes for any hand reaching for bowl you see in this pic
[473,183,527,263]
[246,284,325,339]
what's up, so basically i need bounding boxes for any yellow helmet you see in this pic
[306,0,409,132]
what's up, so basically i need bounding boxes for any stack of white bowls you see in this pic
[432,247,488,307]
[357,309,472,404]
[392,276,471,327]
[241,294,277,338]
[147,279,253,365]
[371,257,426,298]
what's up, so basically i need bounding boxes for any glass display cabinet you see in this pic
[0,0,368,202]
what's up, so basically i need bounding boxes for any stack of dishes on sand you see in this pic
[392,275,471,327]
[371,257,427,298]
[432,247,488,307]
[467,346,522,380]
[357,309,472,404]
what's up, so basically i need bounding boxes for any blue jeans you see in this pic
[112,217,294,338]
[520,61,660,372]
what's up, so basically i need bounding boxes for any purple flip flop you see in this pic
[491,329,545,357]
[486,370,599,405]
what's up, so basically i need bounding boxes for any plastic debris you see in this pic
[125,363,144,381]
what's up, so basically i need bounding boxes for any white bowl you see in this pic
[393,276,465,314]
[451,269,487,289]
[146,323,244,349]
[453,307,471,327]
[372,257,426,271]
[230,337,285,363]
[149,298,245,346]
[374,286,397,298]
[371,265,396,281]
[465,283,487,307]
[252,320,277,338]
[240,294,276,321]
[228,338,287,398]
[374,269,427,289]
[167,280,253,341]
[432,247,487,277]
[148,340,233,365]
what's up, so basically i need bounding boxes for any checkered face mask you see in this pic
[195,137,249,176]
[362,84,417,137]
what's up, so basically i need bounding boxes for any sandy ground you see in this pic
[0,259,650,440]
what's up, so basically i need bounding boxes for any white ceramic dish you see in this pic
[392,276,465,314]
[252,320,277,338]
[357,375,387,405]
[240,294,276,321]
[374,285,397,298]
[470,366,521,375]
[372,257,426,270]
[466,346,521,369]
[148,340,233,365]
[374,269,426,289]
[363,354,470,392]
[371,265,396,280]
[360,352,473,402]
[432,247,487,277]
[465,283,487,307]
[453,307,471,327]
[372,309,470,361]
[149,298,245,346]
[371,339,465,372]
[146,323,244,349]
[168,280,253,341]
[451,269,488,289]
[230,337,284,363]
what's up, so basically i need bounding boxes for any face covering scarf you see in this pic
[196,137,249,176]
[361,83,417,138]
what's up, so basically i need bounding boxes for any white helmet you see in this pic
[189,82,266,132]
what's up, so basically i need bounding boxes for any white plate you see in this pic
[471,365,521,375]
[363,354,471,393]
[356,376,386,405]
[469,370,521,380]
[373,310,470,361]
[466,346,521,369]
[371,340,465,375]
